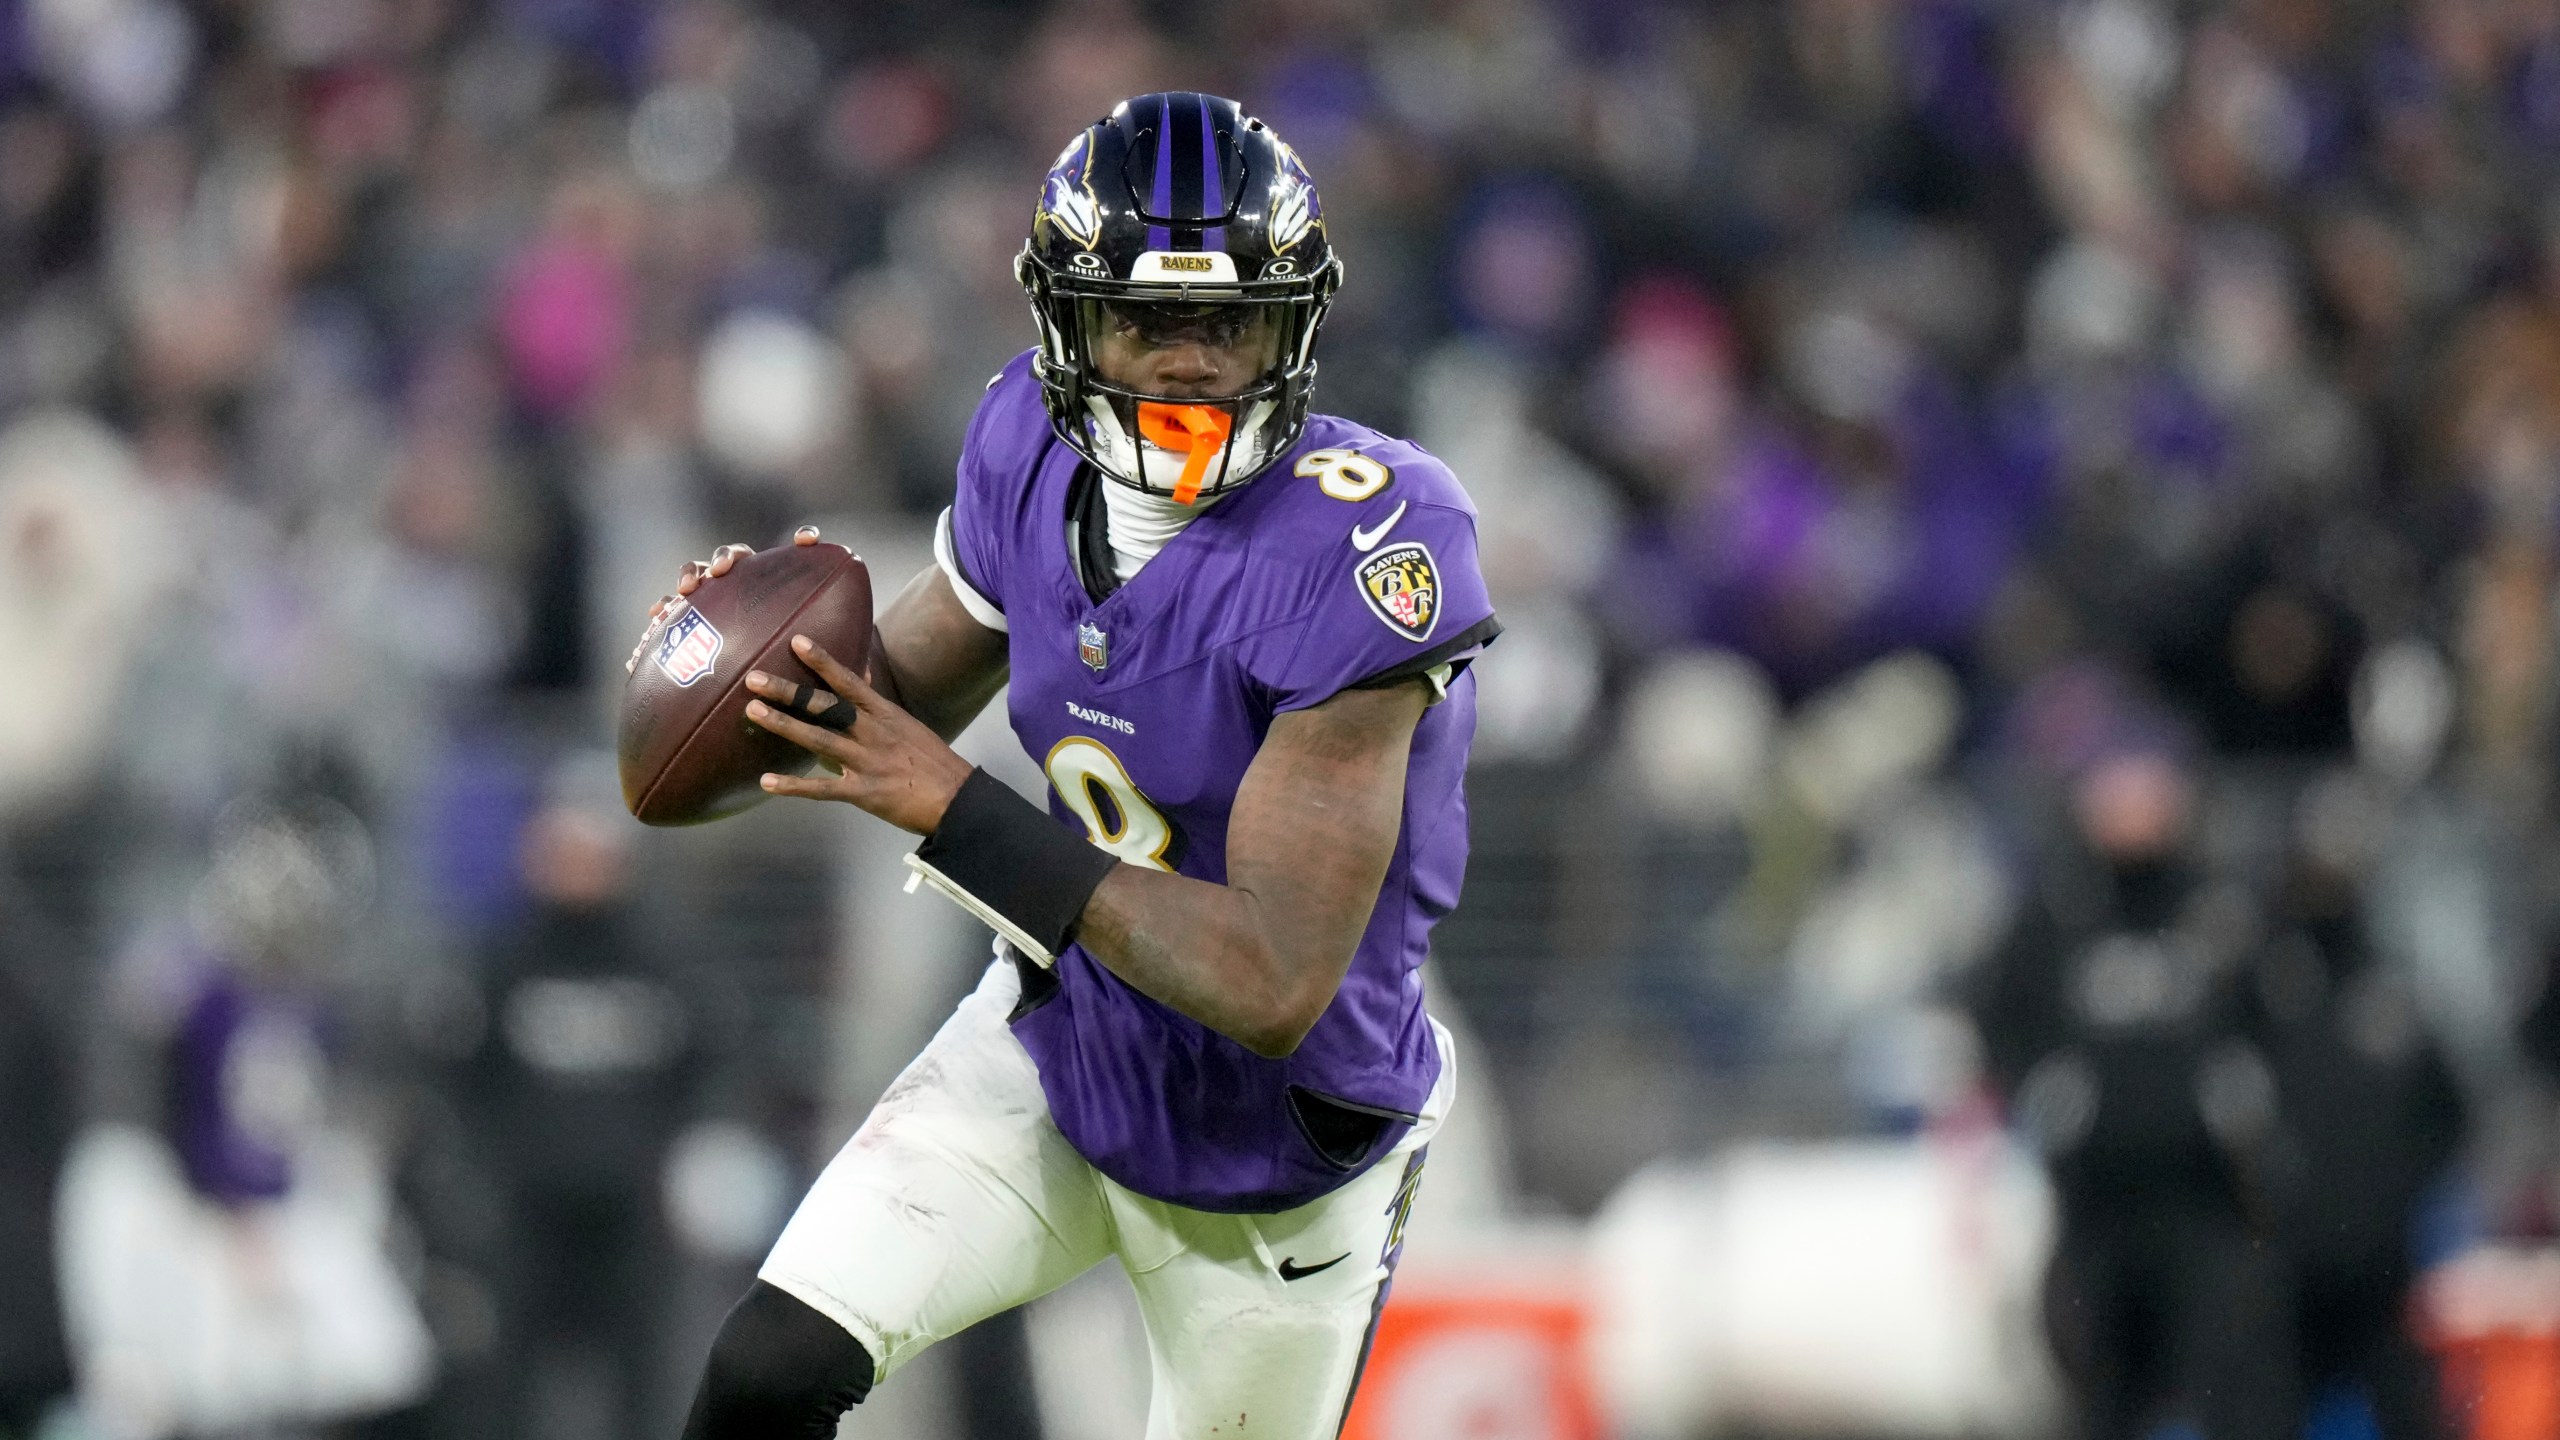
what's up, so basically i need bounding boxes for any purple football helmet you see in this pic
[1015,92,1341,500]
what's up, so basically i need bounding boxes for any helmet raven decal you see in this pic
[1039,134,1103,251]
[1267,140,1320,256]
[1016,92,1342,501]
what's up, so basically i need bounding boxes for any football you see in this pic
[618,540,874,826]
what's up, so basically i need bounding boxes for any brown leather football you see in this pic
[618,540,874,826]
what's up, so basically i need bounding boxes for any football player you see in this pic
[659,93,1499,1439]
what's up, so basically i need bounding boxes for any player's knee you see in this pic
[680,1280,875,1439]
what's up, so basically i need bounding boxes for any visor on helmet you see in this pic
[1077,298,1286,389]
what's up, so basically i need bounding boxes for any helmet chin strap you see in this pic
[1136,403,1234,504]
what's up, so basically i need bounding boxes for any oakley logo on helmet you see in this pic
[1015,92,1341,503]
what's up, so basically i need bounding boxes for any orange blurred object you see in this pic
[1135,402,1231,504]
[2439,1333,2560,1440]
[2420,1248,2560,1440]
[1339,1270,1602,1440]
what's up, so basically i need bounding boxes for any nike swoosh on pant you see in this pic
[1278,1253,1352,1282]
[1350,501,1409,552]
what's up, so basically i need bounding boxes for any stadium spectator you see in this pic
[2258,773,2462,1440]
[0,956,71,1439]
[1971,741,2301,1440]
[467,788,707,1440]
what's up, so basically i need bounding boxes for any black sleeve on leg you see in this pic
[679,1280,875,1439]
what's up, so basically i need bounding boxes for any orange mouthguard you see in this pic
[1135,402,1234,504]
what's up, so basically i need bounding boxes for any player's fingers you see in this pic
[793,525,821,545]
[759,770,847,801]
[744,698,859,764]
[709,543,754,578]
[676,560,707,596]
[743,670,851,732]
[789,635,878,708]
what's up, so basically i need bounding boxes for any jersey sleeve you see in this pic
[1262,498,1501,714]
[937,353,1042,634]
[935,507,1007,633]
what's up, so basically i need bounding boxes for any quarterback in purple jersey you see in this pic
[666,93,1497,1439]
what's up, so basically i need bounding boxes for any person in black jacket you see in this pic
[2253,774,2460,1440]
[470,795,705,1440]
[0,950,71,1437]
[1973,745,2300,1440]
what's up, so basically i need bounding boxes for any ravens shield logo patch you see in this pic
[1355,542,1440,642]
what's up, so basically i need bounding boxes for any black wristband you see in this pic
[904,769,1116,965]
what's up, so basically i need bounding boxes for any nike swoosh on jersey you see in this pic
[1277,1252,1353,1282]
[1350,500,1409,552]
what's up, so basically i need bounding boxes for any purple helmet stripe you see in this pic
[1198,96,1224,251]
[1148,94,1176,251]
[1168,92,1206,235]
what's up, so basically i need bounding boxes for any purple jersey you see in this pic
[943,351,1497,1213]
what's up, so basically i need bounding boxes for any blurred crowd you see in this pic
[2,0,2559,1436]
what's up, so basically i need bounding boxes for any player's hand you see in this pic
[741,634,976,835]
[627,526,823,674]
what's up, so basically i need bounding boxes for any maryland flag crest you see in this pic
[1354,542,1441,642]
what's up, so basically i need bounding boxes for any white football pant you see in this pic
[760,958,1451,1440]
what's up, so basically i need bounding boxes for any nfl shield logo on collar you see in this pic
[653,608,724,687]
[1077,619,1109,672]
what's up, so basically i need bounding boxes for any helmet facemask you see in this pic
[1021,248,1337,503]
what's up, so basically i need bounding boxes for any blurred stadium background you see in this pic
[6,0,2560,1436]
